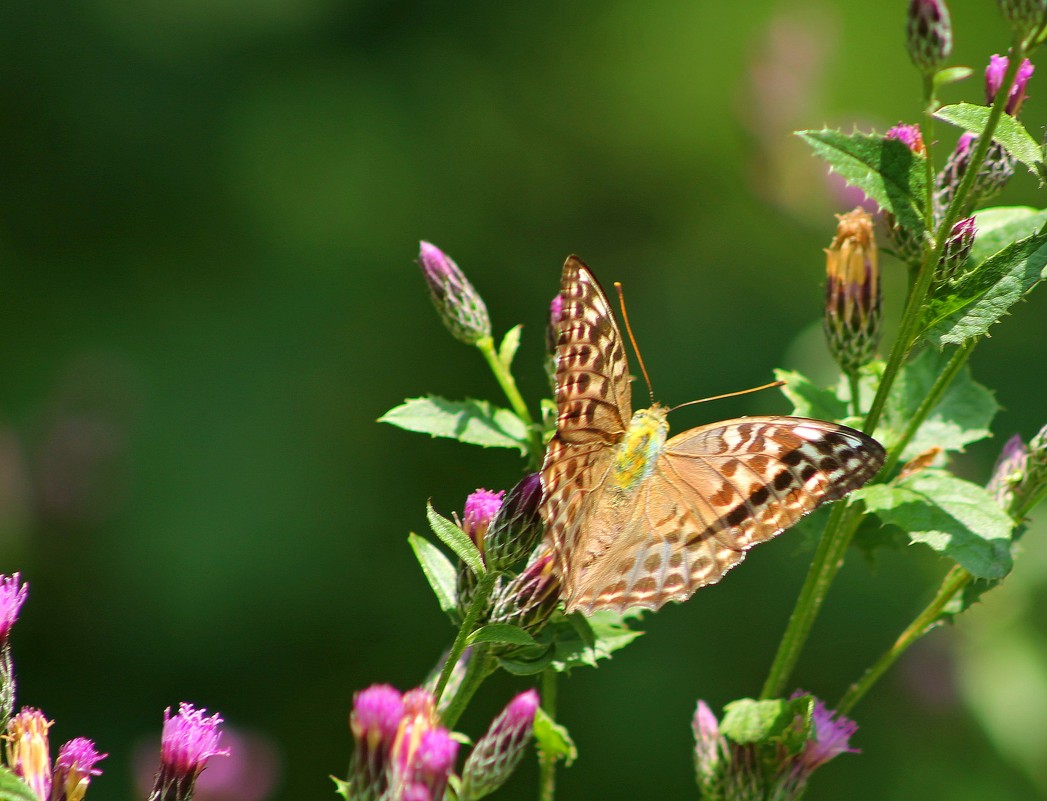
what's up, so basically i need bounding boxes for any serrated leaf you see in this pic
[934,103,1045,178]
[797,129,926,232]
[934,66,974,88]
[498,325,523,370]
[409,532,458,613]
[720,697,812,746]
[467,623,537,647]
[427,502,486,576]
[0,770,37,801]
[920,231,1047,346]
[855,471,1014,578]
[379,396,530,453]
[551,611,644,672]
[879,347,998,459]
[970,206,1047,266]
[534,706,577,767]
[774,369,849,421]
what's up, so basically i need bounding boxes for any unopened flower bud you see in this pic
[692,701,725,797]
[460,690,539,799]
[987,434,1029,512]
[998,0,1047,38]
[51,738,107,801]
[986,55,1035,115]
[934,216,977,287]
[907,0,953,74]
[490,550,559,634]
[6,708,52,801]
[935,131,1015,219]
[823,208,881,373]
[417,242,492,345]
[482,474,543,571]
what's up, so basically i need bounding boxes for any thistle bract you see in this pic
[460,690,539,800]
[997,0,1047,38]
[906,0,952,73]
[482,473,543,571]
[935,216,977,287]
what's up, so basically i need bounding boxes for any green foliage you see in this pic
[934,103,1046,180]
[467,623,537,647]
[933,66,974,89]
[880,347,998,459]
[720,696,813,751]
[498,325,523,371]
[496,611,644,675]
[409,532,458,613]
[426,502,486,577]
[534,706,577,768]
[774,369,849,422]
[970,206,1047,265]
[379,396,530,453]
[796,129,926,232]
[856,471,1014,579]
[920,230,1047,346]
[0,771,36,801]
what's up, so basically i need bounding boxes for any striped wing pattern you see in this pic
[539,257,886,615]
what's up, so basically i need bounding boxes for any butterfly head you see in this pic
[613,405,669,492]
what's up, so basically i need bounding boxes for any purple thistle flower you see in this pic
[410,729,458,801]
[907,0,953,73]
[988,434,1029,511]
[402,784,432,801]
[349,684,405,801]
[461,690,539,799]
[885,123,926,155]
[462,489,505,551]
[546,294,564,354]
[147,703,228,801]
[51,738,107,801]
[0,573,28,645]
[417,242,492,346]
[692,700,725,795]
[986,54,1035,115]
[482,474,543,570]
[800,698,859,770]
[6,708,53,801]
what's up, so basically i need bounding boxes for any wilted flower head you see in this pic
[482,473,543,570]
[148,703,227,801]
[461,690,538,800]
[0,574,28,645]
[824,208,881,372]
[907,0,952,73]
[417,242,492,346]
[462,489,505,551]
[52,738,107,801]
[5,708,52,801]
[986,54,1035,115]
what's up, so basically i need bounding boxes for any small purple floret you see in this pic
[56,737,107,777]
[885,124,925,154]
[986,54,1035,114]
[352,684,404,742]
[0,573,28,643]
[504,689,539,725]
[801,698,859,769]
[161,703,228,777]
[463,489,505,544]
[403,783,432,801]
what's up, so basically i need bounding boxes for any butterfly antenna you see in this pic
[614,282,656,405]
[668,380,786,414]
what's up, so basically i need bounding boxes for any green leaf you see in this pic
[970,206,1047,266]
[534,706,577,767]
[934,103,1045,179]
[879,347,998,459]
[467,623,537,647]
[796,129,926,232]
[0,770,37,801]
[427,502,486,576]
[934,66,974,89]
[408,532,458,613]
[498,325,523,370]
[331,776,351,801]
[920,231,1047,346]
[720,696,812,748]
[379,396,530,453]
[855,471,1014,579]
[774,369,849,421]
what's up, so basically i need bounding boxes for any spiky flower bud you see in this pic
[460,690,539,800]
[987,434,1029,512]
[489,550,559,634]
[986,55,1035,115]
[482,474,543,571]
[934,216,977,287]
[51,738,107,801]
[998,0,1047,38]
[883,125,928,266]
[935,132,1015,220]
[907,0,952,74]
[824,208,881,373]
[6,708,53,801]
[417,242,492,346]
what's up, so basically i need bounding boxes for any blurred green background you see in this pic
[2,0,1047,798]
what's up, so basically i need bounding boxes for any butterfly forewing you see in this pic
[539,256,886,615]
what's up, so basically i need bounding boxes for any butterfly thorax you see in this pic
[612,405,669,492]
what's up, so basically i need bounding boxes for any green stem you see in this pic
[847,371,862,418]
[836,565,971,715]
[476,335,544,466]
[921,72,937,234]
[441,648,497,729]
[434,571,497,703]
[538,669,559,801]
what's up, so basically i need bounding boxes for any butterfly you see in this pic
[539,256,885,615]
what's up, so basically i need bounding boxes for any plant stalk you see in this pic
[435,571,496,704]
[476,335,544,465]
[538,669,559,801]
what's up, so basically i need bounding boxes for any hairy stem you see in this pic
[435,571,496,704]
[476,335,544,466]
[441,648,497,730]
[538,669,559,801]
